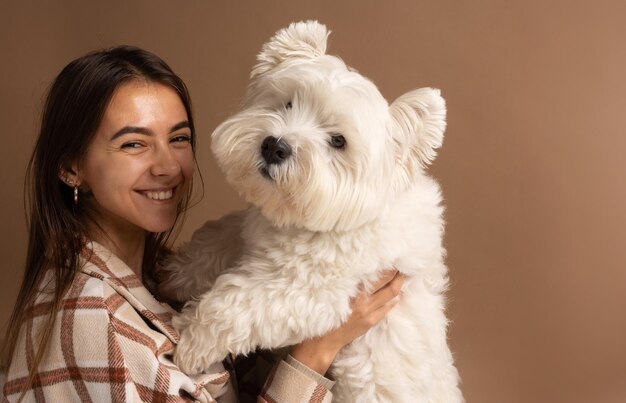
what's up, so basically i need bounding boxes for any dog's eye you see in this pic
[285,101,292,109]
[329,134,346,149]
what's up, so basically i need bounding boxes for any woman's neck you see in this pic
[87,221,146,277]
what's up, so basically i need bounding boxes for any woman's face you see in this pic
[77,80,194,235]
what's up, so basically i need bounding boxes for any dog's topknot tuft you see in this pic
[251,20,330,79]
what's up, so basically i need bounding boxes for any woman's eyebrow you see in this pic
[170,120,190,132]
[111,126,152,140]
[110,121,190,141]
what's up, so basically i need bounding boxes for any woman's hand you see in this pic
[290,270,405,375]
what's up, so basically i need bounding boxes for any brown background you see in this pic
[1,1,625,402]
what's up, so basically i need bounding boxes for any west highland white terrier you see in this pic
[161,21,463,402]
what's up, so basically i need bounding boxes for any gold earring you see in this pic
[74,186,78,205]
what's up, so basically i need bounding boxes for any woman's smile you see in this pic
[139,187,175,201]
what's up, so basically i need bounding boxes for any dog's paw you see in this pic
[173,320,227,374]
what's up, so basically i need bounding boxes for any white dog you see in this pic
[162,21,463,402]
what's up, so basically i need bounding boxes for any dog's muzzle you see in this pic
[261,136,292,165]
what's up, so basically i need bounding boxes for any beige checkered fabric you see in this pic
[3,242,233,402]
[2,241,334,402]
[258,357,333,403]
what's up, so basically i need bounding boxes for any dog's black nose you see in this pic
[261,136,292,165]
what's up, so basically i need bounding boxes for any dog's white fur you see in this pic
[161,21,463,402]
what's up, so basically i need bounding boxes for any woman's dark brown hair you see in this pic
[0,45,197,394]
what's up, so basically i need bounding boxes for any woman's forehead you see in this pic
[99,81,188,134]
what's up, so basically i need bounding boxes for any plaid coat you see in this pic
[2,241,333,402]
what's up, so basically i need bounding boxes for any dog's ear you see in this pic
[390,87,446,190]
[251,20,329,78]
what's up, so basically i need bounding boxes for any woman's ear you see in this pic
[58,163,81,187]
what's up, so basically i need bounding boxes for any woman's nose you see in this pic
[151,146,181,177]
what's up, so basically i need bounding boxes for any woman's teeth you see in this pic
[144,189,173,200]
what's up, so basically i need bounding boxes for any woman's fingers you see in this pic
[369,269,399,293]
[369,295,401,325]
[351,270,404,318]
[368,271,404,310]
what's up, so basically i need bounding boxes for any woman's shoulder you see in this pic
[4,254,197,401]
[2,270,113,399]
[28,264,110,316]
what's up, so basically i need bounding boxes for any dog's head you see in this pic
[212,21,446,231]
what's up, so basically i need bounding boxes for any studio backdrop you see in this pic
[1,2,625,402]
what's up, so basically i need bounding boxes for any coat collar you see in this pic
[79,240,180,344]
[78,241,235,396]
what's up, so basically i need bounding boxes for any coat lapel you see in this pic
[79,241,180,344]
[79,241,235,400]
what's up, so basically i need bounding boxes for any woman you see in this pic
[0,46,403,402]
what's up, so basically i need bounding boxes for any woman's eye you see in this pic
[171,135,192,144]
[285,101,293,109]
[121,142,143,149]
[329,134,346,149]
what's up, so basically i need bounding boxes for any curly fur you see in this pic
[161,21,463,402]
